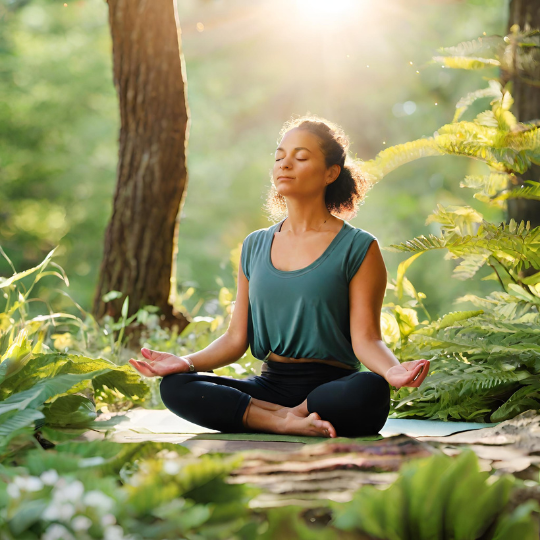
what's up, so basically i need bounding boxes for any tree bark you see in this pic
[93,0,191,339]
[503,0,540,278]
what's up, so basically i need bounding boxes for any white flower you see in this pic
[7,483,20,499]
[52,480,84,504]
[79,457,105,467]
[41,523,75,540]
[43,504,59,521]
[40,470,59,486]
[42,503,75,522]
[14,475,43,492]
[100,514,116,527]
[162,460,181,475]
[104,525,125,540]
[71,515,92,531]
[83,491,114,513]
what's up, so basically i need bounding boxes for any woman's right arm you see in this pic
[182,253,250,371]
[130,249,251,376]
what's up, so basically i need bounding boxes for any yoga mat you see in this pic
[381,417,498,438]
[189,433,383,444]
[102,408,499,441]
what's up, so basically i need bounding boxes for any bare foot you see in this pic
[289,399,309,418]
[283,411,337,438]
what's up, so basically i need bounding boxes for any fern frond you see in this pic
[413,310,484,337]
[425,203,484,237]
[475,110,499,127]
[359,139,443,183]
[490,181,540,203]
[433,56,501,70]
[490,380,540,422]
[460,172,511,197]
[453,254,492,280]
[437,36,505,59]
[453,80,502,122]
[388,218,540,275]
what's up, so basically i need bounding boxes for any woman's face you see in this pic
[273,128,340,198]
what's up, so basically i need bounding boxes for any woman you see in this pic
[129,115,430,439]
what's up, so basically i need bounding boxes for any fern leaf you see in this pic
[433,56,501,70]
[359,139,443,183]
[453,81,502,122]
[436,36,504,59]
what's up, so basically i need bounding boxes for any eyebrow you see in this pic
[275,146,313,153]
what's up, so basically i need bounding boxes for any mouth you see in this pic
[277,176,294,180]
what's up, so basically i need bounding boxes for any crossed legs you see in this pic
[160,370,390,438]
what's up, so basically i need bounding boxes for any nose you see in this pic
[280,158,292,169]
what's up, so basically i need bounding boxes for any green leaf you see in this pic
[42,394,97,427]
[102,290,123,302]
[0,409,45,437]
[0,369,110,415]
[8,499,49,536]
[492,500,540,540]
[0,248,57,290]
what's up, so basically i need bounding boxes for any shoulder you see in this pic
[343,224,380,283]
[345,224,378,249]
[242,223,274,247]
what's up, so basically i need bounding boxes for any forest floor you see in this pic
[76,409,540,508]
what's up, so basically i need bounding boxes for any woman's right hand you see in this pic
[128,348,191,377]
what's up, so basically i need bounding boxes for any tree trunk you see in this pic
[93,0,191,340]
[503,0,540,278]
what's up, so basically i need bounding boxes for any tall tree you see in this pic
[93,0,191,336]
[503,1,540,239]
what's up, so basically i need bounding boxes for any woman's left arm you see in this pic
[349,240,430,389]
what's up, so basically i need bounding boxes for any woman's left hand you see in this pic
[385,359,430,389]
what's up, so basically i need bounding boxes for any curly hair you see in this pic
[263,114,373,223]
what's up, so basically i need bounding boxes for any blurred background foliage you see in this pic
[0,0,510,321]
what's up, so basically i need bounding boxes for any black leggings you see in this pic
[160,360,391,438]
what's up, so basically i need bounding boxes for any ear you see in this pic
[327,164,341,184]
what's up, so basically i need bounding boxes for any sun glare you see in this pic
[294,0,357,23]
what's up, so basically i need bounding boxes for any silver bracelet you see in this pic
[184,357,196,372]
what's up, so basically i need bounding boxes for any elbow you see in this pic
[225,330,249,357]
[352,335,384,359]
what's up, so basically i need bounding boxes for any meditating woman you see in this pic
[129,115,430,438]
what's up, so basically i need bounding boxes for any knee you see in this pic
[342,372,391,436]
[362,372,391,430]
[159,373,194,410]
[364,372,391,403]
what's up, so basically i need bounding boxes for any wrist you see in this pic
[180,355,196,373]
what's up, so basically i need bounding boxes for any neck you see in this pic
[280,204,334,234]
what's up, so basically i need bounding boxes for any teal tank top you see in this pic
[241,217,377,370]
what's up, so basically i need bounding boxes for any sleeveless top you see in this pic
[241,217,377,370]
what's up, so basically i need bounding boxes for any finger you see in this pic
[129,359,152,377]
[130,359,157,377]
[405,359,426,370]
[138,360,158,374]
[408,361,429,386]
[415,361,430,385]
[407,363,425,383]
[141,348,157,360]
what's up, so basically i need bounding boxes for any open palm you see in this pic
[128,348,189,377]
[385,359,430,389]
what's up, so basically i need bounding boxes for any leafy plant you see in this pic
[0,441,261,540]
[361,29,540,423]
[330,449,540,540]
